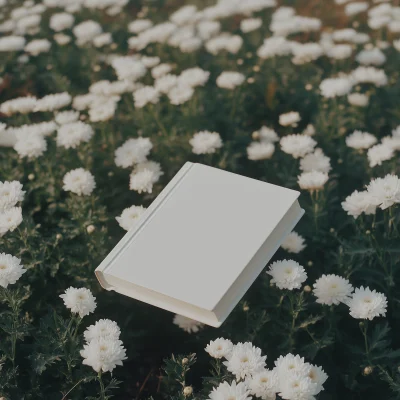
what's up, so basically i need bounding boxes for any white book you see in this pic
[95,162,304,327]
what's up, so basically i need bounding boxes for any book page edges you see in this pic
[212,201,304,324]
[95,162,194,275]
[95,200,304,328]
[95,269,221,326]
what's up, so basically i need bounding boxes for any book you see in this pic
[95,162,304,327]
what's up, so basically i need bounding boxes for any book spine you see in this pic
[95,162,194,278]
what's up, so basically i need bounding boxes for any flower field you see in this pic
[1,0,400,399]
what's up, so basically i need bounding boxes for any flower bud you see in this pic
[56,233,62,240]
[28,173,35,181]
[183,386,193,396]
[182,358,189,365]
[303,285,312,293]
[363,366,373,376]
[87,225,95,234]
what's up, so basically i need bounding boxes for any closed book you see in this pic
[95,162,304,327]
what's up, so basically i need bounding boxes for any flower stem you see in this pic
[98,371,106,400]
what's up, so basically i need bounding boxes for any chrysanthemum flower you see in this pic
[116,205,147,231]
[267,260,307,290]
[313,274,353,305]
[205,338,233,359]
[347,286,387,320]
[223,342,266,380]
[62,168,96,196]
[173,314,204,333]
[0,253,26,288]
[60,287,96,318]
[81,337,127,372]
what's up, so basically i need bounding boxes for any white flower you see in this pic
[326,44,353,60]
[280,134,316,158]
[208,381,251,400]
[179,67,210,87]
[180,37,202,53]
[73,93,96,111]
[93,32,112,48]
[54,33,71,45]
[134,86,159,108]
[341,190,376,218]
[292,42,323,64]
[116,205,146,231]
[247,142,275,161]
[168,84,194,105]
[300,149,331,173]
[0,181,25,212]
[190,131,223,155]
[81,337,127,372]
[216,72,245,90]
[173,314,204,333]
[347,287,387,320]
[129,169,156,194]
[224,342,266,380]
[267,260,307,290]
[56,121,94,149]
[0,253,26,288]
[274,354,311,382]
[197,20,221,41]
[151,63,172,79]
[205,338,233,359]
[351,66,388,86]
[0,96,37,115]
[0,207,23,235]
[281,231,306,253]
[255,126,279,143]
[298,171,328,191]
[89,101,117,122]
[257,37,292,59]
[73,20,102,45]
[366,174,400,210]
[382,136,400,151]
[155,74,179,94]
[313,274,353,305]
[115,138,153,168]
[345,2,368,16]
[356,48,386,66]
[14,134,47,159]
[25,39,51,56]
[0,36,26,52]
[367,144,394,167]
[247,369,279,400]
[34,92,72,112]
[308,365,328,395]
[84,319,121,343]
[348,93,369,107]
[63,168,96,196]
[60,287,97,317]
[128,19,153,34]
[55,110,80,125]
[241,18,262,33]
[10,122,57,139]
[279,112,301,127]
[50,12,74,31]
[279,373,317,400]
[346,131,377,150]
[169,5,197,26]
[319,76,353,98]
[111,57,147,81]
